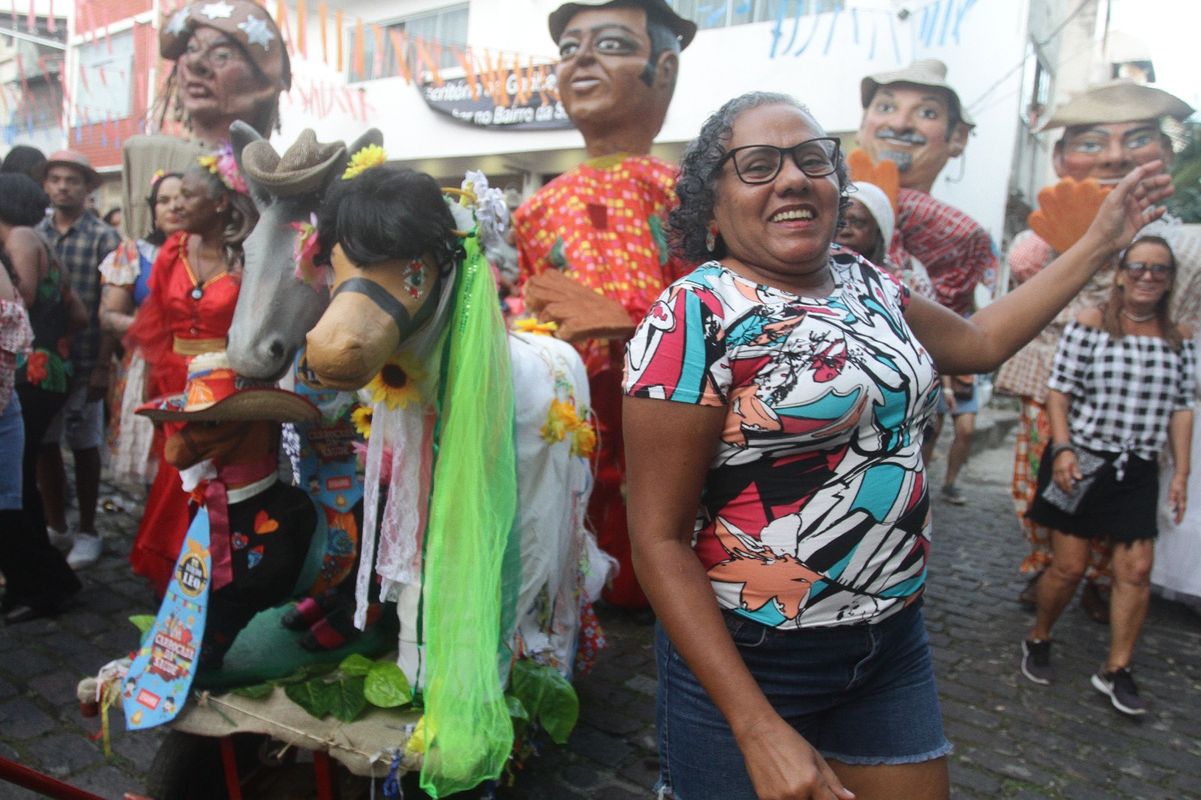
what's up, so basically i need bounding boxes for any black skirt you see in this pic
[1026,444,1159,544]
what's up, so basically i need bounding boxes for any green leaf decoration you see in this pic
[509,661,579,745]
[364,662,412,709]
[129,615,156,634]
[231,683,274,700]
[327,676,368,722]
[339,653,375,677]
[505,694,529,722]
[285,679,333,719]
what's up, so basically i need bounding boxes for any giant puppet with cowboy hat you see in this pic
[121,0,290,240]
[993,79,1200,618]
[121,350,325,729]
[514,0,696,609]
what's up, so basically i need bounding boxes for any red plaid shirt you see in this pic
[889,188,998,315]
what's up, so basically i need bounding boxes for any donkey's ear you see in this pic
[229,121,264,172]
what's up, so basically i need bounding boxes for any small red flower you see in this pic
[56,337,71,358]
[26,350,48,385]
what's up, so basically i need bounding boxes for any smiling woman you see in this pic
[621,90,1178,800]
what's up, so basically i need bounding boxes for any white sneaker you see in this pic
[67,533,102,570]
[47,527,74,551]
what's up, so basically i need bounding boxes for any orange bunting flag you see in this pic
[295,0,306,57]
[387,28,411,84]
[274,0,292,56]
[353,17,364,78]
[48,0,56,32]
[334,9,343,72]
[413,35,443,87]
[372,23,384,79]
[318,2,328,65]
[454,45,478,101]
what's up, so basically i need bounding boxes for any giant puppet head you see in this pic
[549,0,696,157]
[159,0,292,144]
[857,58,974,194]
[1041,79,1193,184]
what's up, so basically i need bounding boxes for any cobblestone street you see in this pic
[2,406,1200,799]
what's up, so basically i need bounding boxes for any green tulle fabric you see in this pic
[419,231,519,797]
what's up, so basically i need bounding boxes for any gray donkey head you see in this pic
[225,122,382,380]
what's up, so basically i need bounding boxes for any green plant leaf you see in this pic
[128,615,156,634]
[339,653,375,677]
[327,676,368,722]
[364,662,412,708]
[285,679,333,719]
[505,694,529,722]
[509,660,578,745]
[231,683,274,700]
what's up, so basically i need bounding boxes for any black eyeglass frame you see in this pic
[718,137,842,185]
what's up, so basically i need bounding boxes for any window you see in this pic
[1020,42,1050,129]
[349,4,468,83]
[667,0,844,31]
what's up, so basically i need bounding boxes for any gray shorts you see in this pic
[42,377,104,451]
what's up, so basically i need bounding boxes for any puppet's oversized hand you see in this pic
[1028,178,1112,254]
[524,270,635,343]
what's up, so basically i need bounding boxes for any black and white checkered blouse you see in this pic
[1048,321,1196,460]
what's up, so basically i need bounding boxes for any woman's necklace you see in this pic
[189,240,223,300]
[1123,309,1155,323]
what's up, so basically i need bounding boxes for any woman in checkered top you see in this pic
[1022,235,1195,717]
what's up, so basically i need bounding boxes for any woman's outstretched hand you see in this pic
[1084,160,1175,256]
[738,714,856,800]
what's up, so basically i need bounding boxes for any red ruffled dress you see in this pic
[125,231,241,595]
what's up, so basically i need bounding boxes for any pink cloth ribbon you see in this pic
[204,456,278,590]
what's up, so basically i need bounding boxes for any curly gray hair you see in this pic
[669,91,850,263]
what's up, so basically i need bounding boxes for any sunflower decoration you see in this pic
[366,351,425,410]
[571,419,597,458]
[343,144,388,180]
[514,317,559,336]
[350,405,373,439]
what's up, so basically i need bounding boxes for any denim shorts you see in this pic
[654,600,951,800]
[0,393,23,510]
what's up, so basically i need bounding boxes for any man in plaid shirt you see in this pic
[857,58,999,506]
[36,150,120,571]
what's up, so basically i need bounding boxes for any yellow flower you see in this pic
[404,715,427,758]
[571,421,597,458]
[350,405,373,439]
[367,351,425,410]
[197,154,218,174]
[541,399,582,445]
[343,144,388,180]
[514,317,559,336]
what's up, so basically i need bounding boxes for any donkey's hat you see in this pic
[241,129,347,197]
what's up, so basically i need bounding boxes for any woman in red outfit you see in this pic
[126,150,257,595]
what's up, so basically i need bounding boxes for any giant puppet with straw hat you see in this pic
[121,352,323,729]
[121,0,290,239]
[993,79,1199,617]
[855,57,998,316]
[513,0,696,608]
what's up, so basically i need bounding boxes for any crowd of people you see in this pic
[0,0,1198,798]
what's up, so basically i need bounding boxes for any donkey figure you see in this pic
[265,154,608,793]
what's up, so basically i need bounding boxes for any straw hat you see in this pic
[241,130,348,197]
[138,352,319,423]
[160,0,291,91]
[1040,79,1194,132]
[45,150,100,189]
[861,58,975,128]
[548,0,697,49]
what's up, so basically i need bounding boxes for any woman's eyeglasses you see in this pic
[719,138,841,185]
[1120,262,1173,279]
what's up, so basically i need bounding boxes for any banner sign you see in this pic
[420,66,573,131]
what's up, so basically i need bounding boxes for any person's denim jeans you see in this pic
[654,600,951,799]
